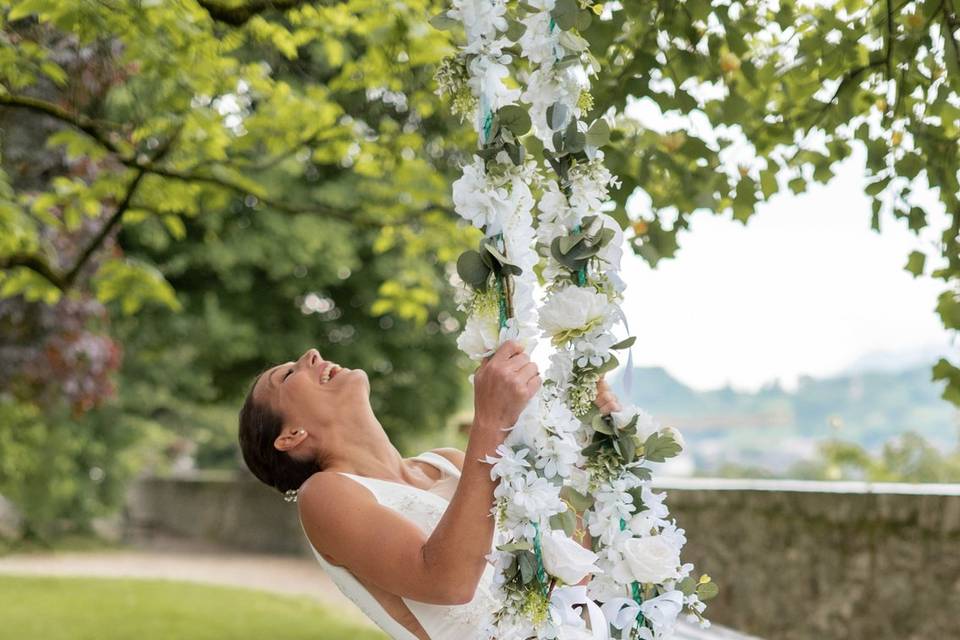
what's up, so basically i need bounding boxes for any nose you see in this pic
[299,348,321,367]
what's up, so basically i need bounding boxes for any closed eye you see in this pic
[282,367,294,382]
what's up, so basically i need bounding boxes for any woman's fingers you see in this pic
[594,375,622,415]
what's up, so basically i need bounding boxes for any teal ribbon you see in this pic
[619,518,646,630]
[482,107,494,146]
[532,522,549,595]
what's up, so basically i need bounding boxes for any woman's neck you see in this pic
[321,411,413,481]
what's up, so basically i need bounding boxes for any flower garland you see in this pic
[433,2,717,638]
[435,3,601,638]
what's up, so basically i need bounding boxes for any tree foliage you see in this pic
[0,0,474,538]
[1,0,957,402]
[1,0,960,535]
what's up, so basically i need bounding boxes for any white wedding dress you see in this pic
[297,451,499,640]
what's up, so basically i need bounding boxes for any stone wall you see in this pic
[125,472,313,556]
[653,478,960,640]
[125,474,960,640]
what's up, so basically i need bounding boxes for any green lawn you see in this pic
[1,575,388,640]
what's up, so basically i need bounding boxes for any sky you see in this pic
[614,146,954,392]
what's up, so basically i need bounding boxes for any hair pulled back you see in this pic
[237,377,322,494]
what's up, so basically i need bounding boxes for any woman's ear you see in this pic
[274,428,307,452]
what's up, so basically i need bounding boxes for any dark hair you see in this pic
[237,375,323,494]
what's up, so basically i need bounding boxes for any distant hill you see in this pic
[612,365,959,474]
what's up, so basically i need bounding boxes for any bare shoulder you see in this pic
[428,447,465,471]
[297,471,376,561]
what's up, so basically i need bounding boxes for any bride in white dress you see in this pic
[237,343,621,640]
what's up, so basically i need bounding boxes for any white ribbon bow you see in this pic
[600,596,640,631]
[550,585,610,640]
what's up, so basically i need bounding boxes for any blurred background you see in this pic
[1,1,958,639]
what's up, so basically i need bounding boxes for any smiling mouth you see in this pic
[319,364,343,384]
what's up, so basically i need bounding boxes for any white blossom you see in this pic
[539,286,614,343]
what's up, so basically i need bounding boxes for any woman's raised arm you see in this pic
[298,340,540,605]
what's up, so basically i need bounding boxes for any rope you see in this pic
[492,232,510,329]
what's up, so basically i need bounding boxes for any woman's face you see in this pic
[252,348,369,434]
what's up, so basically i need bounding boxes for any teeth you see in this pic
[320,364,341,384]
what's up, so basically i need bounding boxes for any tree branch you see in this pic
[194,0,316,26]
[943,0,960,74]
[0,253,65,290]
[810,58,887,128]
[0,92,402,226]
[0,93,126,156]
[63,168,147,287]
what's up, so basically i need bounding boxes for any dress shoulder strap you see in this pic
[411,450,462,479]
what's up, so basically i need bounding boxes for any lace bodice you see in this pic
[297,451,498,640]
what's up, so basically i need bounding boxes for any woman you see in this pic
[238,342,622,640]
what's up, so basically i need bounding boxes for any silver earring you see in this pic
[283,489,299,503]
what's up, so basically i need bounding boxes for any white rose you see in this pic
[457,312,500,361]
[539,287,611,341]
[610,406,659,441]
[662,426,686,450]
[540,527,599,585]
[622,535,681,584]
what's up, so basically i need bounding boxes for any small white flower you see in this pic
[639,590,684,632]
[628,512,658,537]
[519,10,559,67]
[540,527,600,585]
[468,56,521,111]
[450,0,507,44]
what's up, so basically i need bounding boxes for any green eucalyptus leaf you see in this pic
[457,250,491,286]
[593,416,615,435]
[550,0,579,30]
[581,441,605,457]
[428,13,460,30]
[548,102,569,131]
[549,509,578,537]
[499,105,532,136]
[518,550,538,584]
[696,581,720,601]
[620,435,637,463]
[677,577,697,596]
[593,354,620,376]
[560,486,594,512]
[586,118,611,148]
[506,18,527,41]
[611,336,636,350]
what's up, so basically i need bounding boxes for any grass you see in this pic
[1,575,388,640]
